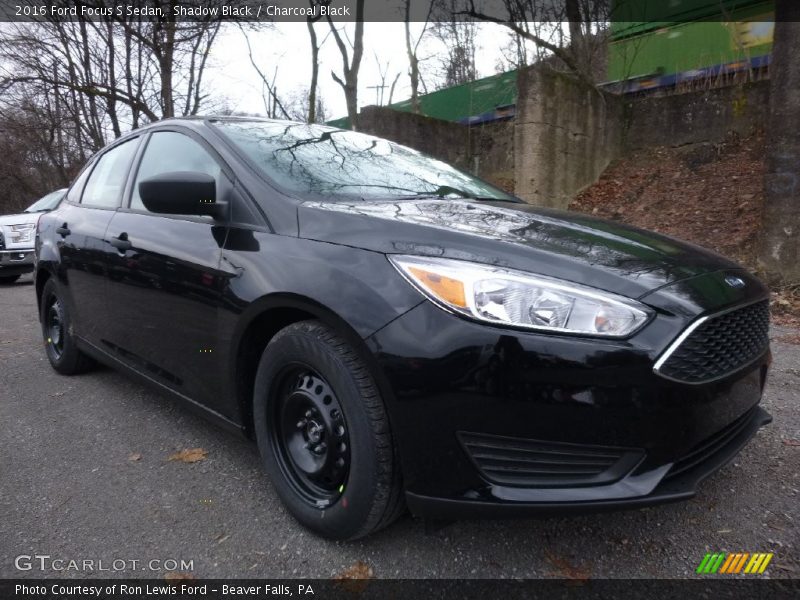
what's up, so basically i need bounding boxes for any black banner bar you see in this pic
[0,0,788,24]
[3,578,800,600]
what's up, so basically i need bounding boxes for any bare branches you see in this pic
[0,6,224,213]
[241,25,292,120]
[461,0,608,87]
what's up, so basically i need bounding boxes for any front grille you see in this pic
[655,300,769,384]
[458,432,643,488]
[665,407,756,480]
[0,230,5,250]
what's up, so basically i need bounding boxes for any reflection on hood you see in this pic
[306,198,692,265]
[299,197,740,299]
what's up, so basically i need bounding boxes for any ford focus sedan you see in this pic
[35,117,772,540]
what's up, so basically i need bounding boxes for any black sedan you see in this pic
[35,117,772,540]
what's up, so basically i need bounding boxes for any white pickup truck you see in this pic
[0,189,66,284]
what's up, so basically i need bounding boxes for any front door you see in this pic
[103,130,230,414]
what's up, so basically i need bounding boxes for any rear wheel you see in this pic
[0,274,21,284]
[253,320,404,540]
[40,278,94,374]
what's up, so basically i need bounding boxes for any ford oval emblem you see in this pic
[725,275,746,289]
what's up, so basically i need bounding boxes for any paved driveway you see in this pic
[1,274,798,579]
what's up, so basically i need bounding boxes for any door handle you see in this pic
[56,224,70,237]
[109,233,132,251]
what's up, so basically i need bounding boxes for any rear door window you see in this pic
[80,138,139,208]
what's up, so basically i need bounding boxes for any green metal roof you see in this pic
[327,69,519,129]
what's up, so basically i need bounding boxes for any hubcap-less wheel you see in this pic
[46,298,65,359]
[270,366,350,507]
[39,278,93,375]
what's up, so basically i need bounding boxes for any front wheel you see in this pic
[253,321,404,540]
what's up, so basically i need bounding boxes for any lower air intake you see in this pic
[458,431,643,488]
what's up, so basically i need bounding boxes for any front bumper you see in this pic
[365,293,772,519]
[0,248,35,275]
[405,406,771,519]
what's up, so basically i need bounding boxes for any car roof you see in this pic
[112,115,323,146]
[151,115,311,129]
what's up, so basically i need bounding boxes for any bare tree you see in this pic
[112,10,222,119]
[285,87,330,123]
[431,0,479,88]
[326,0,365,129]
[241,25,292,120]
[404,0,435,112]
[0,2,224,212]
[1,5,223,133]
[495,28,531,72]
[369,53,402,106]
[306,1,328,123]
[463,0,609,85]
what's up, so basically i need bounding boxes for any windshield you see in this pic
[25,189,66,213]
[213,121,516,202]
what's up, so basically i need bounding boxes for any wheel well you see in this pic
[35,269,51,313]
[236,307,316,437]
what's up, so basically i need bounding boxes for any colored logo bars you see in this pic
[696,552,773,574]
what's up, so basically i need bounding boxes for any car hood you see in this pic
[0,211,39,227]
[297,198,742,300]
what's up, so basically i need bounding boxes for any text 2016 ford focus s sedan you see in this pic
[35,117,772,540]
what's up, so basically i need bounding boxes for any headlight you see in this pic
[9,223,35,244]
[389,255,651,337]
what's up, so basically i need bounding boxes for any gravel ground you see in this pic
[1,273,798,580]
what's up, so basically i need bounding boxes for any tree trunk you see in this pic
[158,18,176,118]
[759,0,800,283]
[328,0,364,129]
[405,3,420,113]
[566,0,587,80]
[307,15,319,123]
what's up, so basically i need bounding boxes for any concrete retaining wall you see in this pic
[513,66,623,208]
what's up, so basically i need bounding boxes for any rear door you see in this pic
[55,137,140,346]
[103,129,231,414]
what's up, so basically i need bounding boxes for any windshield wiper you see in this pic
[399,186,517,202]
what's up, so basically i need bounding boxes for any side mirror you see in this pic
[138,171,227,219]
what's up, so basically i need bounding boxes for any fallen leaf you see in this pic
[783,439,800,447]
[335,560,373,579]
[334,561,373,594]
[164,572,195,581]
[168,448,207,463]
[544,550,591,583]
[128,453,142,462]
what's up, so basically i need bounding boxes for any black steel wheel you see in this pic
[45,294,66,360]
[39,278,94,374]
[253,320,404,540]
[270,367,351,507]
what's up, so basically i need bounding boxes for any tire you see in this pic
[40,278,94,375]
[253,320,404,540]
[0,274,21,284]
